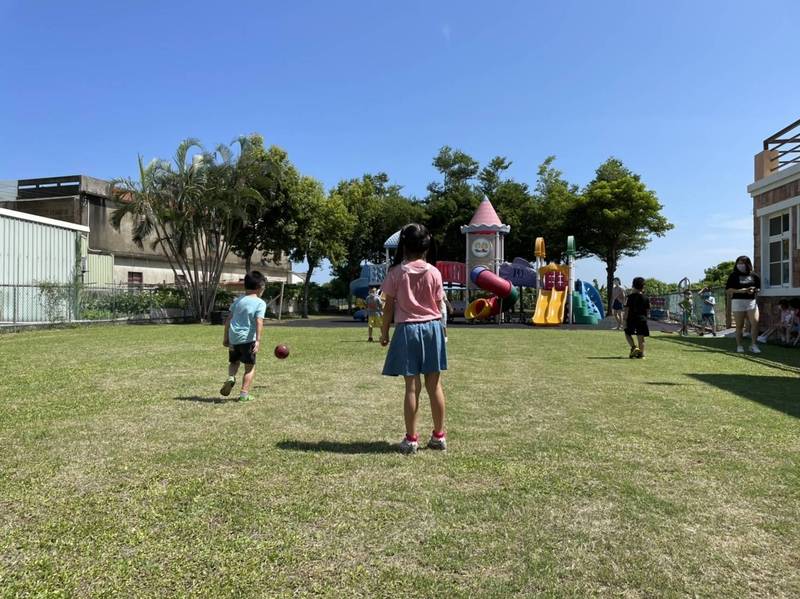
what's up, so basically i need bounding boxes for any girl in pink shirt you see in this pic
[380,223,448,454]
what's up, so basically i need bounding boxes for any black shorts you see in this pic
[625,320,650,337]
[229,342,257,364]
[701,313,715,323]
[612,300,624,311]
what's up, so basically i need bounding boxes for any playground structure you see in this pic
[348,197,605,326]
[573,279,605,325]
[464,266,520,320]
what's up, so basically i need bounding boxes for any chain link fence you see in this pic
[649,286,728,332]
[0,283,193,331]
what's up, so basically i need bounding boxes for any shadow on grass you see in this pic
[175,396,232,404]
[276,440,396,454]
[687,374,799,418]
[586,356,630,360]
[660,335,800,375]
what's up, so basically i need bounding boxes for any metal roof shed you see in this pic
[0,208,89,323]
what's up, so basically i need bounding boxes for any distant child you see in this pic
[611,278,626,330]
[220,271,267,401]
[699,287,717,336]
[624,276,650,359]
[678,289,693,336]
[791,298,800,346]
[440,295,454,343]
[778,299,795,344]
[366,287,383,342]
[380,223,448,454]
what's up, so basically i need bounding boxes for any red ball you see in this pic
[274,344,290,359]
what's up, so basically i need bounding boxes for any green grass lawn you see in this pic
[1,323,798,597]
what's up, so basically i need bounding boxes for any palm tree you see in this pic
[111,138,262,320]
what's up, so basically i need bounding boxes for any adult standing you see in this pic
[611,278,626,330]
[725,256,761,354]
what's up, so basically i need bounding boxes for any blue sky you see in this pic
[2,0,799,286]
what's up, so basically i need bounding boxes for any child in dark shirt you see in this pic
[624,277,650,359]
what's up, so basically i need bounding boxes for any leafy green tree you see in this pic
[330,174,423,307]
[227,137,300,272]
[571,158,673,308]
[478,156,513,197]
[702,260,735,288]
[643,278,678,296]
[288,177,354,317]
[529,157,581,261]
[425,146,484,262]
[329,176,381,292]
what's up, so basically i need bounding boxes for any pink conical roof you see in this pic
[469,197,503,227]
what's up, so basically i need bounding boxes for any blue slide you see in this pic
[578,280,605,319]
[585,281,605,319]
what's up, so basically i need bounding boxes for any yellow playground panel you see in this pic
[531,263,570,326]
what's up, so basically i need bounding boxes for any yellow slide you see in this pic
[531,263,569,326]
[532,288,567,325]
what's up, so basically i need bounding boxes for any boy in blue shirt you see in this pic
[220,271,267,401]
[699,287,717,336]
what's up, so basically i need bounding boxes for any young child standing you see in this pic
[624,277,650,359]
[699,287,717,336]
[380,223,448,454]
[440,295,454,343]
[678,289,693,336]
[220,271,267,401]
[778,299,795,344]
[366,287,383,342]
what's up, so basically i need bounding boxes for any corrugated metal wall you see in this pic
[0,214,80,284]
[86,253,114,286]
[0,212,85,322]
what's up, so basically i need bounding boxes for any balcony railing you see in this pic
[764,118,800,173]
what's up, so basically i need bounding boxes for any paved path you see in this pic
[273,315,730,334]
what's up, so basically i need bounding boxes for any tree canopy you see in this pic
[571,158,673,306]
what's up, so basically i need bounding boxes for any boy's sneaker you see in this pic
[399,436,419,455]
[736,346,745,353]
[629,347,638,359]
[635,351,645,359]
[220,377,235,397]
[238,393,253,402]
[427,434,447,451]
[750,345,761,354]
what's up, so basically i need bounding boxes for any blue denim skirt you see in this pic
[382,320,448,377]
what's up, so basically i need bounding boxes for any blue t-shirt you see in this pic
[228,294,266,345]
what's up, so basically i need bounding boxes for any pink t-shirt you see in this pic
[382,260,444,323]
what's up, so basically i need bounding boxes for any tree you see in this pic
[425,146,483,262]
[330,173,423,307]
[529,157,580,261]
[478,156,512,197]
[288,177,354,317]
[702,260,735,288]
[571,158,673,308]
[111,139,262,321]
[643,278,678,296]
[227,137,299,272]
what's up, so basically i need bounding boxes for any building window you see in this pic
[128,272,143,287]
[767,212,790,287]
